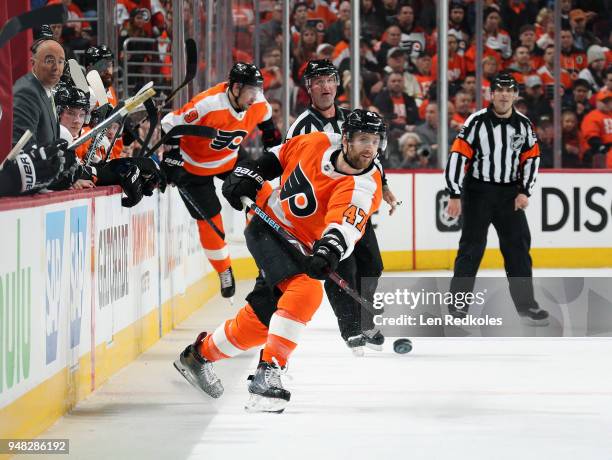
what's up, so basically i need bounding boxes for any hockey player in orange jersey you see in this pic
[160,62,281,298]
[173,110,386,413]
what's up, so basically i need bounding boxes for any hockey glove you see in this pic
[222,160,265,211]
[306,230,346,280]
[2,139,68,194]
[161,148,188,187]
[115,161,144,208]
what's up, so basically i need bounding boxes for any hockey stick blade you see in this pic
[68,59,90,93]
[0,5,67,49]
[240,197,380,317]
[86,70,109,105]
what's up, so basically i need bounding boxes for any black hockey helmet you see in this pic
[54,85,90,114]
[303,59,339,86]
[83,44,114,68]
[491,72,518,92]
[228,62,264,88]
[343,109,388,151]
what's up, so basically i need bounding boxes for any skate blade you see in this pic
[364,343,383,352]
[520,317,550,327]
[244,393,287,413]
[351,346,365,357]
[173,359,224,399]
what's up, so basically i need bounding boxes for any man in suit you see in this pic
[12,38,65,147]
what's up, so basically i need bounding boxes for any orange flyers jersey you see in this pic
[161,82,272,176]
[261,132,383,259]
[106,85,118,108]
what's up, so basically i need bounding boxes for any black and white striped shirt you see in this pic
[285,104,350,140]
[285,105,388,185]
[445,107,540,198]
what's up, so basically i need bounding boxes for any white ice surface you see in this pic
[27,269,612,460]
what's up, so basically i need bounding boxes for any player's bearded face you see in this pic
[345,132,380,169]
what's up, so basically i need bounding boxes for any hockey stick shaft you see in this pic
[178,187,226,240]
[240,197,379,317]
[0,5,66,48]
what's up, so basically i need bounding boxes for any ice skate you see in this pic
[245,358,290,413]
[174,332,224,398]
[519,307,550,327]
[345,333,366,357]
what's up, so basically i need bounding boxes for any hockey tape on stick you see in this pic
[240,197,381,319]
[69,88,156,149]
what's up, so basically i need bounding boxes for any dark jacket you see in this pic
[373,90,420,128]
[12,72,59,148]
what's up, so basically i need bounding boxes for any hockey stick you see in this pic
[240,197,381,320]
[68,88,156,150]
[86,70,109,105]
[0,130,32,170]
[104,81,156,159]
[177,187,226,240]
[145,124,218,157]
[0,4,67,49]
[68,59,90,94]
[160,38,197,109]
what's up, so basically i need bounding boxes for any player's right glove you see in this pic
[306,230,346,280]
[2,139,69,194]
[160,148,188,187]
[221,160,265,211]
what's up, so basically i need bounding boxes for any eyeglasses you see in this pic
[41,56,66,67]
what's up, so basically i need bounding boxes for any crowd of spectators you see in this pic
[252,0,612,169]
[19,0,612,171]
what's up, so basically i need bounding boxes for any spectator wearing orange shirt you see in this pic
[580,90,612,167]
[304,0,338,28]
[537,45,573,98]
[560,28,588,79]
[451,90,473,130]
[506,45,536,91]
[431,32,466,83]
[261,46,283,100]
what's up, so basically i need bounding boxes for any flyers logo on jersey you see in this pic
[280,163,318,217]
[184,110,198,123]
[210,130,248,151]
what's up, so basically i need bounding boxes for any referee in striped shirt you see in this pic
[444,73,549,326]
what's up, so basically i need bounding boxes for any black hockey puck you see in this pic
[393,338,413,354]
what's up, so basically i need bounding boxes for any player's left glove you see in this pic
[306,230,346,280]
[222,160,265,211]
